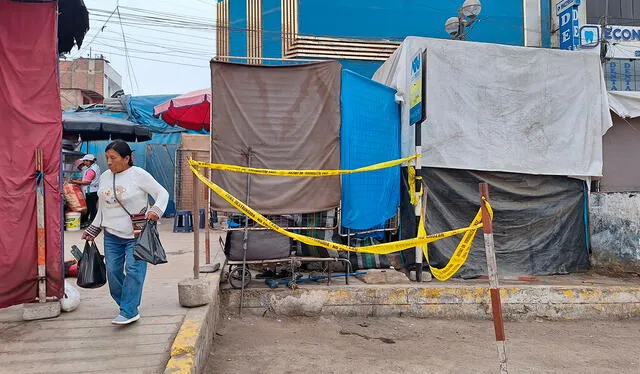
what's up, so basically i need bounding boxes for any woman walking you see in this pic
[82,140,169,325]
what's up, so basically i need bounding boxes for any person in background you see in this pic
[81,141,169,325]
[72,154,100,228]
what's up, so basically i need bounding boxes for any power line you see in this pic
[91,40,213,59]
[117,6,139,94]
[72,6,118,58]
[91,49,211,68]
[92,36,214,55]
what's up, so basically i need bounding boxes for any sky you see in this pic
[64,0,217,96]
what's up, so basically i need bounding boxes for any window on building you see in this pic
[586,0,640,26]
[604,58,640,91]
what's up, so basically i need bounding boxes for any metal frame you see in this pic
[226,256,353,288]
[220,209,339,232]
[337,207,400,237]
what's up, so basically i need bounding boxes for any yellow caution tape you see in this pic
[189,155,419,177]
[408,166,423,206]
[420,203,488,281]
[189,164,493,281]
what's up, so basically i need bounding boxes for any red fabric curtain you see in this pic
[0,0,63,308]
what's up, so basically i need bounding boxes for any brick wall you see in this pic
[60,89,82,110]
[59,58,106,98]
[177,134,211,211]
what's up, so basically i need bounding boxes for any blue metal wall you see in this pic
[229,0,248,61]
[262,0,282,64]
[226,0,553,76]
[541,0,552,48]
[297,0,524,45]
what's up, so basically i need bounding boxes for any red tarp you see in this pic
[153,88,211,132]
[0,0,63,308]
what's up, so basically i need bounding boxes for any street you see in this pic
[207,315,640,374]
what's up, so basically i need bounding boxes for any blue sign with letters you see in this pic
[409,50,424,125]
[557,0,580,50]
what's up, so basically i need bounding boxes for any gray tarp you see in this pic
[210,61,341,214]
[373,37,612,177]
[400,168,589,277]
[600,115,640,193]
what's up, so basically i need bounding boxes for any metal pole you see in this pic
[35,149,47,302]
[413,49,427,282]
[240,150,252,314]
[192,152,200,280]
[205,168,211,265]
[479,183,508,373]
[414,128,422,282]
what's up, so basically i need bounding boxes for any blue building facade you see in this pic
[216,0,553,77]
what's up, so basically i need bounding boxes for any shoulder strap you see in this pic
[112,173,133,217]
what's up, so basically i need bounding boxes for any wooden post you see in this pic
[479,183,508,373]
[192,152,200,280]
[204,168,211,265]
[35,149,47,302]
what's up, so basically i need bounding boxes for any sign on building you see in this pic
[581,24,640,59]
[409,49,425,126]
[604,59,640,91]
[557,0,580,50]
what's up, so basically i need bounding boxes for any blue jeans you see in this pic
[104,232,147,319]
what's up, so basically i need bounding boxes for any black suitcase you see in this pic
[224,230,293,261]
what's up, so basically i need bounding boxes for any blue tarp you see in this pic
[127,95,184,133]
[79,94,204,217]
[340,70,401,231]
[84,133,182,217]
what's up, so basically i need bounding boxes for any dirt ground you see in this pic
[206,315,640,374]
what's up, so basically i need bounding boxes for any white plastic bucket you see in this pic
[65,212,81,231]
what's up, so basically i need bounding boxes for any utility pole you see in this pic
[600,0,609,62]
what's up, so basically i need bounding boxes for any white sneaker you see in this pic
[111,314,140,325]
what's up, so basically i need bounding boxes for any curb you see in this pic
[164,269,222,374]
[222,284,640,320]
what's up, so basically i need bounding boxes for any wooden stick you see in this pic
[192,152,200,280]
[479,183,508,373]
[35,149,46,302]
[204,168,211,265]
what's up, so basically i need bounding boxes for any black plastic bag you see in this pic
[134,220,168,265]
[76,241,107,289]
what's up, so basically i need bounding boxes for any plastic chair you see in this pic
[173,210,193,232]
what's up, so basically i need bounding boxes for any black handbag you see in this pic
[76,241,107,288]
[133,220,168,265]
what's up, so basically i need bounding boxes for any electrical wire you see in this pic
[71,6,118,58]
[117,6,139,94]
[90,49,211,68]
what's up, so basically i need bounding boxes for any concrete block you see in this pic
[178,277,213,307]
[22,301,61,321]
[408,270,433,282]
[356,269,411,284]
[199,263,221,274]
[166,269,223,374]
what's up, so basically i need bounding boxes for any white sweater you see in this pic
[86,166,169,239]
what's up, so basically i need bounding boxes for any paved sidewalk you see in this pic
[0,219,223,374]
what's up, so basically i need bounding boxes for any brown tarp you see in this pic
[210,61,341,214]
[600,115,640,192]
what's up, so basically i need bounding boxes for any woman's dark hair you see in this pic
[105,140,133,166]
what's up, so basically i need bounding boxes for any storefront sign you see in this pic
[409,49,424,125]
[557,0,580,50]
[605,59,640,91]
[581,24,640,59]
